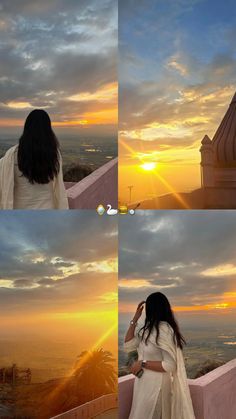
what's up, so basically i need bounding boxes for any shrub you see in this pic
[63,164,93,182]
[194,360,225,378]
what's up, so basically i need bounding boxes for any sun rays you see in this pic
[46,320,117,402]
[141,162,157,171]
[119,138,191,209]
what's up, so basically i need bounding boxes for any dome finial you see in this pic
[201,135,211,145]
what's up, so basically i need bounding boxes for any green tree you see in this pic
[74,348,116,400]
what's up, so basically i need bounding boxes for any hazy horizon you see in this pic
[118,319,236,378]
[0,133,117,171]
[0,212,118,383]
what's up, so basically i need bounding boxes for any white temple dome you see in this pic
[212,92,236,167]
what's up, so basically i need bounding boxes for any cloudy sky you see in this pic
[0,0,117,136]
[119,0,236,202]
[119,211,236,326]
[0,212,117,353]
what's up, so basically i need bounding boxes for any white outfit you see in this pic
[124,322,195,419]
[0,145,69,209]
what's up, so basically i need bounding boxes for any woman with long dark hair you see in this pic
[124,292,195,419]
[0,109,68,209]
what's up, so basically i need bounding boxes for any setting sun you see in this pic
[141,162,157,171]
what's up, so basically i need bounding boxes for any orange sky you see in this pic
[119,0,236,204]
[119,278,236,316]
[0,212,118,362]
[119,87,236,204]
[0,82,118,130]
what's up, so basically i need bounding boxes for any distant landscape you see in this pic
[0,135,117,180]
[0,338,117,418]
[119,323,236,378]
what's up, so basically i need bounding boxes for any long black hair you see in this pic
[17,109,60,184]
[139,292,186,349]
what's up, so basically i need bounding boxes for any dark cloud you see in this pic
[0,0,117,130]
[119,211,236,307]
[0,211,117,313]
[1,271,116,314]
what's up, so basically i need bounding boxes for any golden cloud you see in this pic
[201,263,236,277]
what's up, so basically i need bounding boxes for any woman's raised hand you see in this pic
[133,301,145,322]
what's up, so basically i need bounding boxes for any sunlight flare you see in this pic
[141,162,157,171]
[119,139,191,208]
[46,321,117,401]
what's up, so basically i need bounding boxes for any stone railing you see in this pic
[51,393,117,419]
[118,359,236,419]
[189,359,236,419]
[65,158,118,209]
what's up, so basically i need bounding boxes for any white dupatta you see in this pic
[0,145,16,209]
[0,145,68,209]
[152,322,196,419]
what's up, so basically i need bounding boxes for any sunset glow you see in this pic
[6,101,33,110]
[68,83,117,104]
[201,264,236,277]
[0,212,118,368]
[119,211,236,325]
[119,0,236,205]
[0,213,118,419]
[141,162,157,171]
[0,2,117,134]
[119,301,235,314]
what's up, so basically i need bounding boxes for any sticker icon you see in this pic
[107,204,118,215]
[96,204,105,215]
[119,205,128,215]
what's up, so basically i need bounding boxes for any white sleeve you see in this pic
[161,349,176,373]
[53,153,69,209]
[124,336,140,353]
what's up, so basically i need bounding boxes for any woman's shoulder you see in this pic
[0,145,18,164]
[5,145,18,157]
[147,322,173,340]
[159,321,174,336]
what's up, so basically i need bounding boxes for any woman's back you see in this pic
[13,149,55,209]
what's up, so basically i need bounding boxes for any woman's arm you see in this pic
[124,321,138,343]
[130,360,165,375]
[124,301,145,343]
[130,349,176,375]
[143,361,166,372]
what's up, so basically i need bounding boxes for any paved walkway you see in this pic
[94,408,118,419]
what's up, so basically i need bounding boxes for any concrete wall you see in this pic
[66,158,118,209]
[118,375,134,419]
[51,393,117,419]
[203,186,236,209]
[214,168,236,188]
[189,359,236,419]
[64,182,76,190]
[118,359,236,419]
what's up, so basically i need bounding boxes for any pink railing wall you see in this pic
[65,158,118,209]
[118,359,236,419]
[51,393,117,419]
